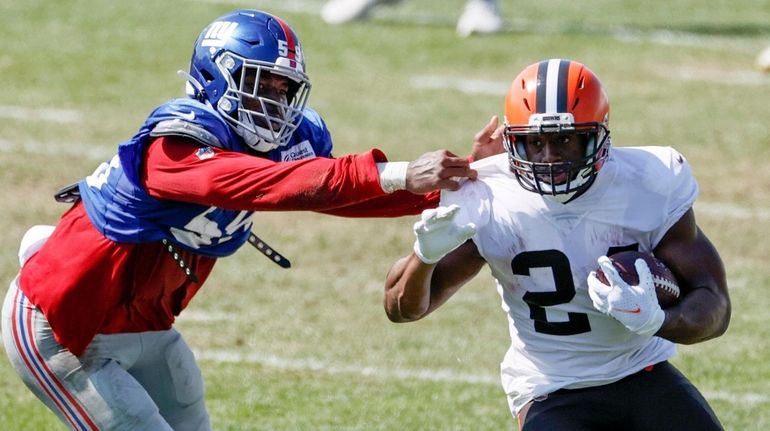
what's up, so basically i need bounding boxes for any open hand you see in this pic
[405,150,477,194]
[470,115,505,162]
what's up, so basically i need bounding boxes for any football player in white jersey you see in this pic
[384,59,730,430]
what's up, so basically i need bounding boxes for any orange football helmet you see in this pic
[503,59,611,203]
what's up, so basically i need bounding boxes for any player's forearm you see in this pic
[657,285,731,344]
[224,151,387,211]
[384,255,436,322]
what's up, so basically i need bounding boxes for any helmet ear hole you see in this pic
[585,134,597,157]
[200,69,216,84]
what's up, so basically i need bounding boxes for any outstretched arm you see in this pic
[142,137,476,214]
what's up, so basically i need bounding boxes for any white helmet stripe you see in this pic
[545,59,562,113]
[536,59,570,115]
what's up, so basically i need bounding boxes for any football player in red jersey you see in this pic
[384,59,730,430]
[0,9,503,431]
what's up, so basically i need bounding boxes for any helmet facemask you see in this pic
[503,114,610,204]
[214,52,310,153]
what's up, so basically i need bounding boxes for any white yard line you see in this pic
[608,27,760,54]
[410,70,766,96]
[695,201,770,221]
[0,105,82,124]
[194,348,768,405]
[409,75,508,96]
[194,349,499,385]
[0,138,112,161]
[654,66,769,86]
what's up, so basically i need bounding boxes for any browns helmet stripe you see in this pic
[535,59,570,114]
[535,60,548,113]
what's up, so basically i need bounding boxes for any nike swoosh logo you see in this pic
[614,306,641,314]
[175,111,196,121]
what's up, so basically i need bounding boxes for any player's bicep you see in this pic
[654,208,726,296]
[425,240,486,314]
[143,136,276,207]
[142,136,221,201]
[653,209,730,343]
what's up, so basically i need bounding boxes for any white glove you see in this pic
[413,205,476,264]
[586,256,665,337]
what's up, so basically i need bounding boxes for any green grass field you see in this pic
[1,0,769,429]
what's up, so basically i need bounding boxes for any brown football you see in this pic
[595,251,680,309]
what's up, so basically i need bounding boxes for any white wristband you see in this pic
[376,162,409,193]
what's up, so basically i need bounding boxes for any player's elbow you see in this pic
[384,297,428,323]
[713,298,731,338]
[388,310,424,323]
[707,290,732,340]
[679,295,731,345]
[385,310,410,323]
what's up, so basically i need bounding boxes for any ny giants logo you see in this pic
[201,21,239,47]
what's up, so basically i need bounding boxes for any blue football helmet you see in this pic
[185,10,311,152]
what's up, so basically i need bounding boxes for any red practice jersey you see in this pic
[19,137,438,355]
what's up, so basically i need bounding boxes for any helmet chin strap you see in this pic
[236,113,281,153]
[543,189,578,204]
[236,125,279,152]
[538,165,594,204]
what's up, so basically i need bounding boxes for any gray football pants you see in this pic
[2,280,211,431]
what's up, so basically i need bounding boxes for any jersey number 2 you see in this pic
[512,245,638,336]
[512,250,590,336]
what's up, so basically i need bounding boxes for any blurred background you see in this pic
[1,0,768,429]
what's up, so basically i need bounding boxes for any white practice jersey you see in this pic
[440,146,698,414]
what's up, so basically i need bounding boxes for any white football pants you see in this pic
[1,226,211,430]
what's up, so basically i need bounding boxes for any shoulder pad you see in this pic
[150,118,224,149]
[144,98,244,152]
